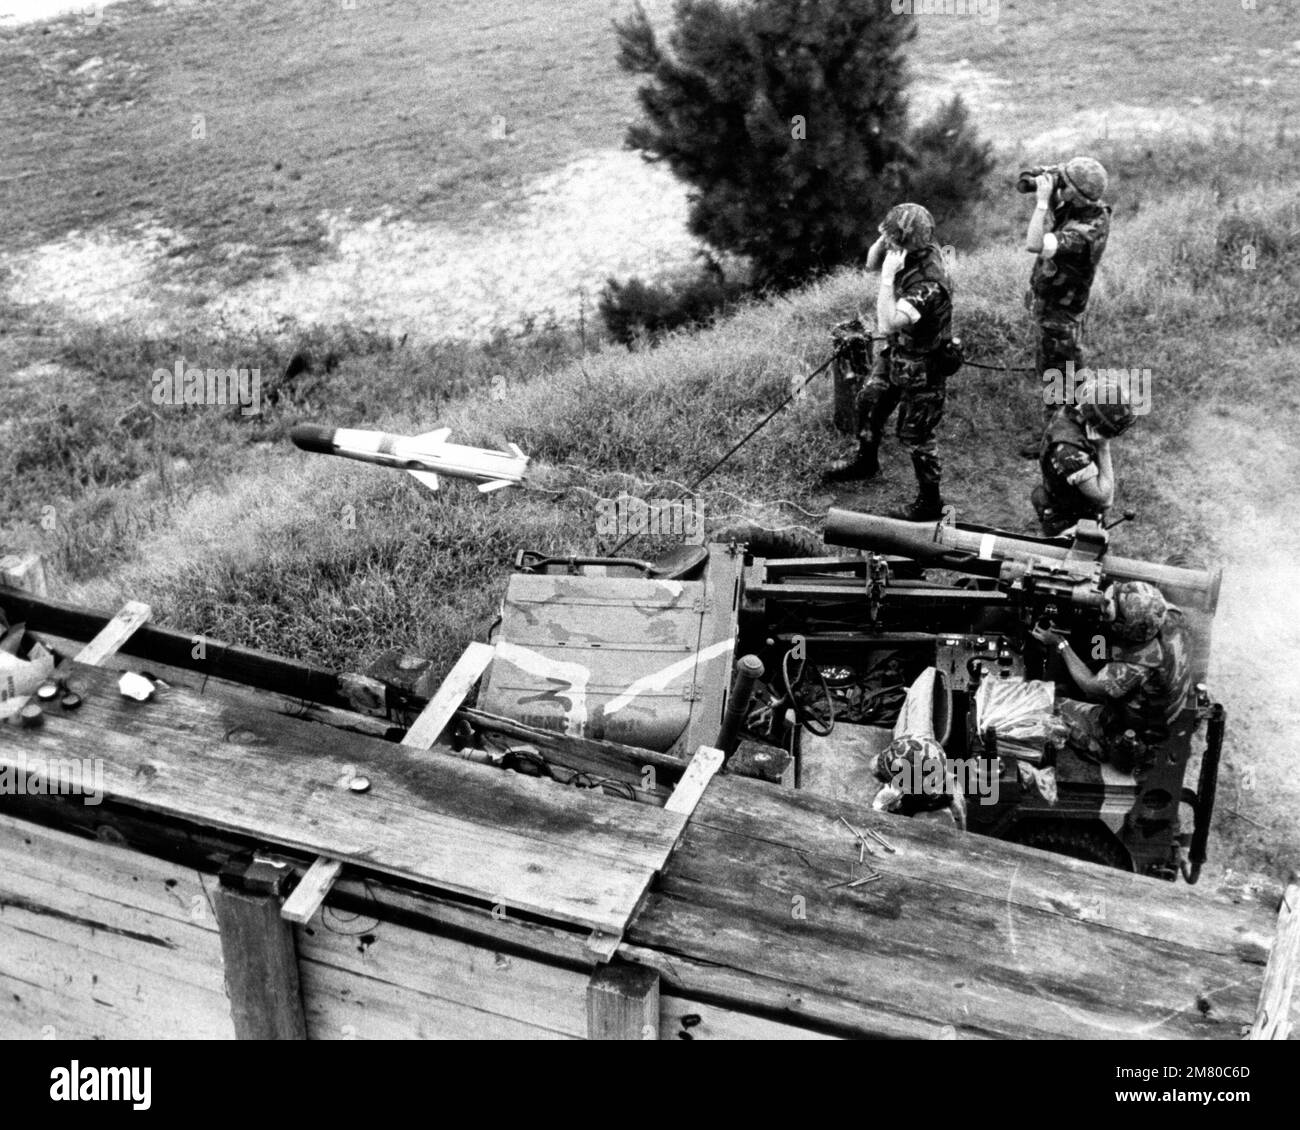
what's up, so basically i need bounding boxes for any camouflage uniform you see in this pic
[1030,406,1104,536]
[856,246,953,496]
[1056,609,1193,769]
[1028,200,1111,420]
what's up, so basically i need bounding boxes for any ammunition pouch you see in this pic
[889,350,930,391]
[931,337,965,379]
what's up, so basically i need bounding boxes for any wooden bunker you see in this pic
[0,579,1295,1041]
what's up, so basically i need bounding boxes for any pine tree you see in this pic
[614,0,989,287]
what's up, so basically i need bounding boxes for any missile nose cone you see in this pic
[290,424,337,453]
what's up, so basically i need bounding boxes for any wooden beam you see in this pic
[0,553,47,597]
[664,745,725,816]
[586,964,659,1040]
[1249,872,1300,1040]
[74,601,151,667]
[279,644,497,923]
[0,587,349,708]
[401,642,495,752]
[281,857,345,925]
[212,876,307,1040]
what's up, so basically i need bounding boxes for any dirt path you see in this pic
[1186,404,1300,900]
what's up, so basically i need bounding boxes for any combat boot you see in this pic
[888,483,944,522]
[822,441,880,483]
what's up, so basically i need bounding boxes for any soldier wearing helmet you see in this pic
[1018,155,1112,458]
[1030,370,1136,537]
[872,735,967,829]
[1030,581,1193,772]
[824,203,955,522]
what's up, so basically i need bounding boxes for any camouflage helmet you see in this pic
[879,203,936,251]
[1075,370,1136,437]
[1111,581,1168,643]
[874,735,951,801]
[1062,156,1108,201]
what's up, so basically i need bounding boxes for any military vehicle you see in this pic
[476,509,1223,883]
[291,426,1226,883]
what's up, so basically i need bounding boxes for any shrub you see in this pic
[614,0,992,287]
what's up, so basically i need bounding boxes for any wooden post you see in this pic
[0,553,47,596]
[587,964,660,1040]
[1249,872,1300,1040]
[213,859,307,1040]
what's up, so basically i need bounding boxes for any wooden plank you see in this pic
[694,775,1273,963]
[676,545,742,758]
[0,811,222,936]
[0,587,349,708]
[0,973,232,1041]
[212,880,307,1040]
[31,630,399,741]
[664,745,725,817]
[628,815,1262,1040]
[0,914,234,1039]
[282,857,345,925]
[1249,873,1300,1040]
[587,964,659,1040]
[73,601,151,666]
[0,812,234,1039]
[300,962,578,1041]
[2,661,683,935]
[294,903,589,1039]
[402,642,495,751]
[0,793,604,971]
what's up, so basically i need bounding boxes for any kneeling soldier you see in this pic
[1031,370,1135,537]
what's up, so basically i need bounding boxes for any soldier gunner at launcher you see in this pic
[1019,155,1111,458]
[1030,581,1193,774]
[824,203,953,522]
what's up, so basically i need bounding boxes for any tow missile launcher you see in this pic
[484,509,1225,884]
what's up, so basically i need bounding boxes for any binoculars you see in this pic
[1016,164,1062,194]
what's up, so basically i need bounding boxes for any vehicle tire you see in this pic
[1010,822,1133,872]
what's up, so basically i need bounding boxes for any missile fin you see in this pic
[408,470,441,492]
[415,427,452,447]
[477,479,514,494]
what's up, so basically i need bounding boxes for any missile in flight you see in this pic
[290,424,529,494]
